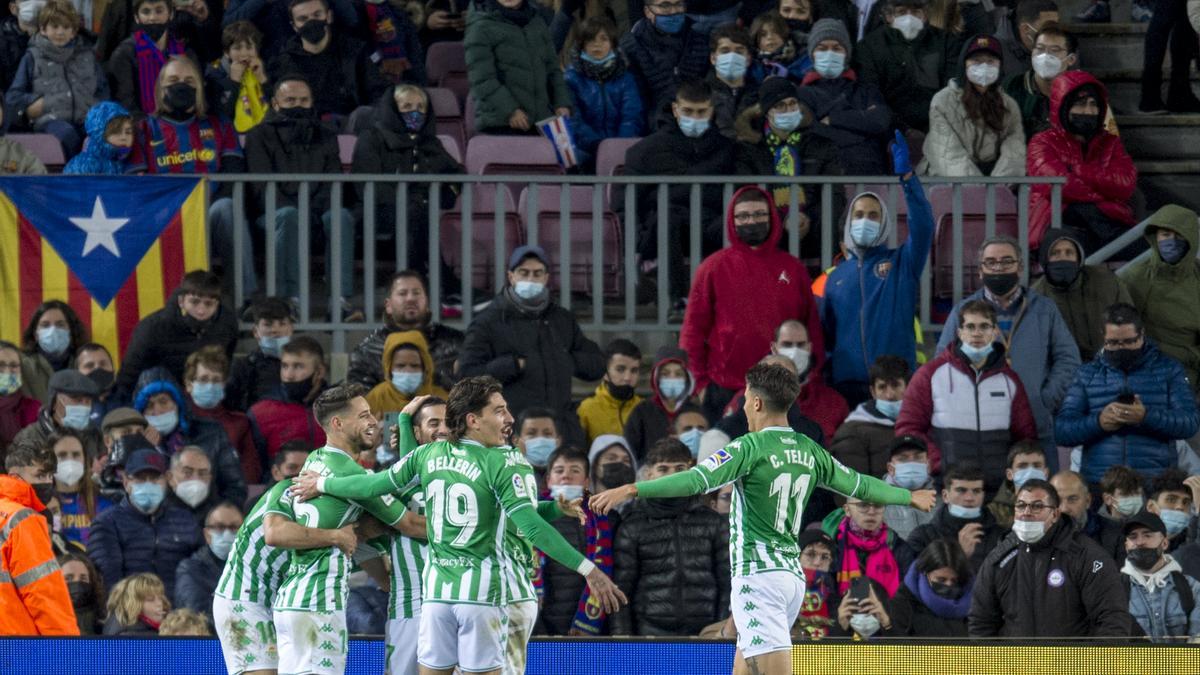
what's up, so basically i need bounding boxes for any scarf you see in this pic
[796,568,835,639]
[764,125,806,210]
[138,613,162,631]
[365,1,413,83]
[903,561,974,619]
[502,285,550,316]
[836,518,900,597]
[532,494,614,634]
[1122,556,1182,593]
[133,30,184,114]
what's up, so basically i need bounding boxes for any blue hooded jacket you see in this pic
[822,174,934,385]
[63,101,131,175]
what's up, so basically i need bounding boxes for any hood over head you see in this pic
[1037,228,1085,269]
[842,190,893,256]
[380,329,437,393]
[725,185,783,251]
[132,366,190,433]
[83,101,132,159]
[1143,204,1199,267]
[374,85,437,138]
[1049,71,1109,134]
[588,433,638,474]
[649,345,695,410]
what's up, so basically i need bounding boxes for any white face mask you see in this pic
[1032,52,1064,80]
[1012,518,1046,543]
[174,479,210,508]
[849,612,881,637]
[55,459,85,486]
[891,14,923,40]
[966,62,1000,87]
[777,347,810,375]
[549,484,584,501]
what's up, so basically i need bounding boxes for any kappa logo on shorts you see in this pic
[748,619,761,628]
[750,636,765,646]
[743,602,758,611]
[319,658,334,668]
[740,584,753,594]
[319,641,335,650]
[319,623,333,632]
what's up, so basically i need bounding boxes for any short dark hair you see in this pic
[281,335,324,362]
[76,342,112,359]
[0,340,18,357]
[745,362,801,413]
[446,376,503,442]
[1006,440,1046,468]
[915,539,971,582]
[1103,302,1143,333]
[133,0,171,13]
[675,77,712,104]
[176,270,222,300]
[288,0,329,20]
[206,500,244,521]
[943,462,985,488]
[1149,468,1190,501]
[389,270,428,294]
[734,188,771,209]
[958,299,997,327]
[312,383,367,428]
[604,339,641,363]
[575,16,618,50]
[868,355,911,386]
[1034,22,1077,53]
[4,438,55,473]
[251,297,295,323]
[645,438,693,466]
[412,395,446,429]
[709,23,752,52]
[1016,0,1059,24]
[222,19,262,52]
[547,447,590,476]
[1016,478,1060,508]
[274,440,311,466]
[516,407,558,435]
[1099,465,1142,496]
[272,73,313,98]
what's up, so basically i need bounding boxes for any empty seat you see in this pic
[929,185,1019,299]
[595,136,641,210]
[465,134,564,200]
[337,134,356,171]
[437,134,463,164]
[426,41,469,105]
[517,185,624,297]
[428,86,466,158]
[440,184,523,292]
[9,133,65,172]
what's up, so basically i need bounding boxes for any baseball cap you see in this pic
[508,244,549,271]
[1122,510,1167,538]
[888,435,928,458]
[125,448,168,476]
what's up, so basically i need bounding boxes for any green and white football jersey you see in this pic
[388,478,426,620]
[498,447,538,604]
[214,480,293,605]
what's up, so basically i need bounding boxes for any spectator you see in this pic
[459,244,605,439]
[920,34,1025,177]
[907,463,1007,572]
[183,346,258,484]
[174,500,242,623]
[266,0,388,129]
[62,102,135,175]
[1030,229,1132,362]
[0,1,34,93]
[578,340,643,445]
[935,237,1082,461]
[4,0,106,157]
[794,18,893,175]
[204,21,268,128]
[679,186,822,422]
[620,0,710,115]
[610,438,729,636]
[1145,469,1195,551]
[59,551,105,635]
[349,0,424,86]
[364,331,448,446]
[897,299,1038,487]
[244,74,357,312]
[761,321,848,440]
[890,539,973,636]
[829,496,915,599]
[247,336,329,462]
[264,440,311,489]
[748,12,809,84]
[733,77,843,257]
[1124,205,1200,393]
[49,430,113,547]
[1052,469,1123,562]
[115,272,238,399]
[622,346,701,463]
[19,300,88,402]
[705,24,757,138]
[990,0,1059,78]
[1056,303,1200,484]
[1140,0,1200,113]
[831,356,912,477]
[822,146,931,406]
[830,573,898,639]
[11,369,103,462]
[563,16,644,170]
[855,0,959,133]
[464,0,570,135]
[0,340,39,459]
[74,343,120,422]
[222,0,358,58]
[225,297,293,412]
[1098,464,1144,524]
[101,572,170,635]
[986,441,1047,529]
[0,98,47,174]
[87,449,202,598]
[350,88,464,288]
[1027,73,1136,254]
[624,78,736,303]
[515,407,562,480]
[1002,22,1075,140]
[670,409,709,459]
[882,435,939,540]
[419,0,466,47]
[163,446,217,523]
[793,529,837,639]
[106,0,192,117]
[1122,510,1200,641]
[589,434,637,494]
[158,608,211,636]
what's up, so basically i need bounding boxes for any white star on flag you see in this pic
[69,196,129,257]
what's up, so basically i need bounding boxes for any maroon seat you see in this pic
[9,133,65,172]
[337,134,356,172]
[465,134,564,201]
[426,41,469,105]
[517,185,624,297]
[929,185,1019,299]
[440,184,523,292]
[437,134,463,164]
[427,86,466,159]
[594,136,641,210]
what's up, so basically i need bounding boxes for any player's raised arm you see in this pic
[815,437,935,511]
[591,440,749,515]
[295,448,421,502]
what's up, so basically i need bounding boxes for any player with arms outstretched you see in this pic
[592,363,936,675]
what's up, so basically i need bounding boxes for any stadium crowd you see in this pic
[2,0,1200,652]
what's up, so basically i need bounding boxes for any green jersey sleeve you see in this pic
[321,447,423,501]
[352,492,408,527]
[815,441,911,506]
[537,499,563,520]
[397,412,419,455]
[262,480,295,519]
[637,440,752,498]
[508,507,592,574]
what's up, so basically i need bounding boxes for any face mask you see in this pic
[174,479,209,508]
[714,52,748,81]
[1011,518,1046,543]
[146,410,178,435]
[930,580,960,599]
[891,14,923,40]
[948,503,982,519]
[259,335,290,357]
[892,462,928,489]
[55,459,85,486]
[965,62,1000,87]
[1116,495,1143,517]
[36,325,70,355]
[1012,467,1046,490]
[1158,238,1190,265]
[1105,347,1142,372]
[113,145,133,159]
[190,382,225,409]
[1067,113,1101,138]
[62,404,92,430]
[130,481,165,513]
[778,347,810,375]
[1160,508,1191,537]
[680,428,703,457]
[391,371,424,395]
[607,381,636,401]
[67,580,94,608]
[513,280,546,300]
[298,19,329,44]
[283,378,314,403]
[982,272,1019,296]
[785,18,810,33]
[139,21,168,41]
[164,83,197,116]
[549,484,584,501]
[1032,53,1063,80]
[677,115,709,138]
[88,368,114,393]
[524,437,556,467]
[737,222,771,247]
[850,218,882,247]
[32,483,56,507]
[771,109,802,133]
[813,50,845,79]
[1044,260,1081,288]
[580,51,616,65]
[659,376,686,399]
[1126,546,1163,571]
[208,529,236,559]
[654,12,684,34]
[600,461,635,488]
[279,105,317,122]
[875,398,901,420]
[0,372,21,395]
[959,342,993,363]
[401,110,424,132]
[849,612,881,638]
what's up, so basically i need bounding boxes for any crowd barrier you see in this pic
[1,636,1197,674]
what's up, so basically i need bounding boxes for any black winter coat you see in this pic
[794,73,893,175]
[174,545,222,622]
[244,109,343,215]
[0,18,28,93]
[267,33,390,117]
[906,505,1007,573]
[458,290,605,418]
[853,25,961,133]
[348,321,464,392]
[86,498,203,599]
[968,520,1132,637]
[538,510,622,635]
[115,293,239,398]
[619,18,711,119]
[225,348,282,412]
[611,497,730,636]
[889,583,969,637]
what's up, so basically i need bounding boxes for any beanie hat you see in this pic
[758,77,799,114]
[807,18,851,60]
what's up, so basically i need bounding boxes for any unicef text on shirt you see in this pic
[156,147,217,168]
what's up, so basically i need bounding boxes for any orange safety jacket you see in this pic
[0,475,79,635]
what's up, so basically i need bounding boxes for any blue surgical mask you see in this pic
[1012,467,1046,489]
[1115,495,1143,517]
[580,51,615,65]
[513,280,546,300]
[812,49,846,78]
[37,325,70,355]
[391,370,423,395]
[524,437,557,467]
[874,398,901,420]
[850,218,882,247]
[130,481,165,513]
[960,342,994,363]
[714,52,748,80]
[1160,508,1192,537]
[259,335,290,357]
[190,382,224,409]
[209,529,235,560]
[1158,238,1189,265]
[677,115,709,138]
[549,484,584,501]
[771,109,802,133]
[62,404,92,430]
[948,503,982,519]
[146,410,178,435]
[655,12,685,34]
[659,376,686,399]
[0,372,21,395]
[680,428,704,457]
[892,462,927,489]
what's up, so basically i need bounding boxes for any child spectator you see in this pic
[793,529,836,638]
[831,355,911,478]
[588,434,637,493]
[225,297,294,411]
[102,572,170,635]
[828,495,914,600]
[364,331,447,451]
[4,0,107,157]
[63,102,134,175]
[182,346,259,484]
[622,346,700,464]
[107,0,191,117]
[1098,464,1144,524]
[577,339,643,445]
[247,336,329,462]
[204,20,268,131]
[748,11,808,83]
[158,607,211,636]
[563,16,644,170]
[881,436,939,540]
[985,440,1047,529]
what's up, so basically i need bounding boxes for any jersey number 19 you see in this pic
[428,479,479,545]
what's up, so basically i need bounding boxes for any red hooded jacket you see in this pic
[679,186,824,393]
[1027,71,1136,250]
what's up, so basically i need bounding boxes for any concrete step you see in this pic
[1094,69,1200,114]
[1058,0,1135,22]
[1135,162,1200,216]
[1115,114,1200,159]
[1064,23,1152,72]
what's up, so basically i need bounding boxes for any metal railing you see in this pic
[207,174,1066,350]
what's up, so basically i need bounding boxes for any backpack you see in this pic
[1122,571,1195,636]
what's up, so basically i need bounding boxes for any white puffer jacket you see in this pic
[918,79,1027,177]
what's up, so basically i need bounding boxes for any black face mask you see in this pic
[1126,546,1163,571]
[1044,260,1081,288]
[785,18,811,33]
[607,380,636,401]
[1106,346,1143,372]
[283,378,315,404]
[982,272,1019,296]
[930,581,961,599]
[738,222,770,247]
[68,580,95,608]
[87,368,115,393]
[599,461,635,488]
[164,83,197,115]
[279,105,318,122]
[298,19,329,44]
[139,22,168,41]
[1067,113,1101,138]
[32,482,56,507]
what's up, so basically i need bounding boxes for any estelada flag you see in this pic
[0,176,208,367]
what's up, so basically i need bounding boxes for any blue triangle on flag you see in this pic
[0,176,200,307]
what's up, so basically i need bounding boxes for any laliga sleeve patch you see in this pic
[702,448,734,471]
[512,473,527,499]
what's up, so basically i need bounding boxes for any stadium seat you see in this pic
[428,86,466,159]
[9,133,65,172]
[426,41,469,105]
[437,134,463,164]
[516,185,624,297]
[463,94,477,140]
[465,134,564,199]
[440,184,524,292]
[337,134,356,172]
[929,185,1019,299]
[595,136,641,210]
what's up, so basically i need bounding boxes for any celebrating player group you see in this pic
[214,365,933,675]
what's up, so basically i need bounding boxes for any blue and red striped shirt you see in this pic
[128,114,242,174]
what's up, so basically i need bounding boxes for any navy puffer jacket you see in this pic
[86,497,203,598]
[1055,341,1200,484]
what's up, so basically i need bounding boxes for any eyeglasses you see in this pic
[1103,336,1142,349]
[1014,501,1053,515]
[980,257,1019,272]
[960,322,995,334]
[733,211,771,223]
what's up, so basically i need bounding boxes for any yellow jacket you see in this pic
[577,381,643,445]
[365,330,448,418]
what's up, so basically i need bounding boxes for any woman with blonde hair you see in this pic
[102,572,170,635]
